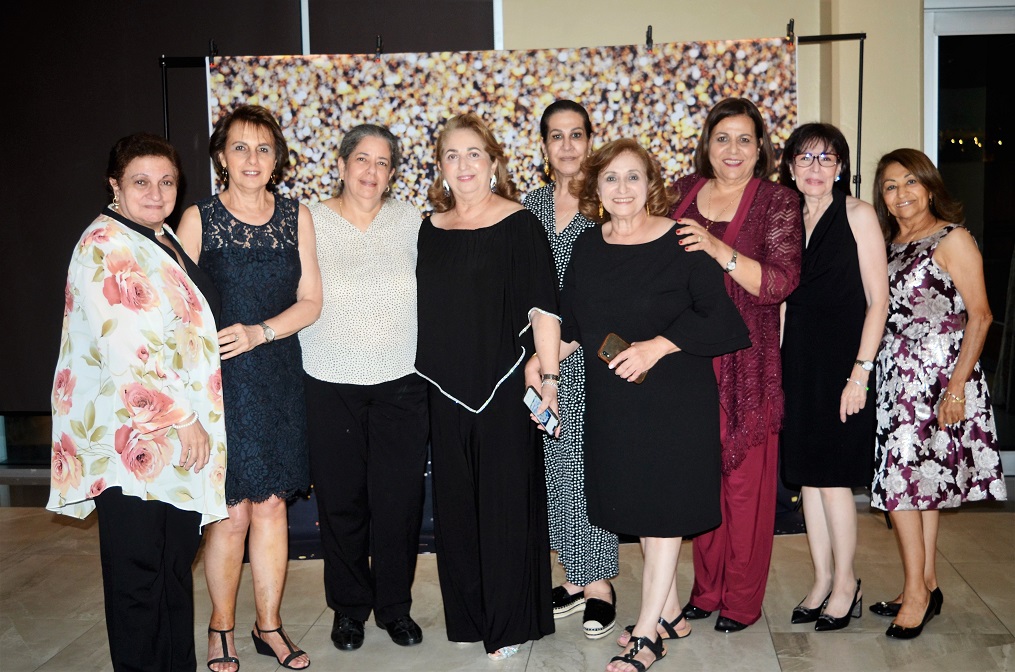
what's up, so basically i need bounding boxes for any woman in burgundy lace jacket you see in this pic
[669,98,802,633]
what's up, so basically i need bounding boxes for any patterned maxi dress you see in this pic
[523,184,618,586]
[872,224,1007,510]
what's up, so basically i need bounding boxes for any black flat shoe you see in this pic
[376,614,423,646]
[609,633,666,672]
[617,611,690,647]
[682,603,713,620]
[885,591,939,640]
[870,587,943,618]
[714,615,749,633]
[551,585,586,619]
[815,579,862,632]
[331,612,365,651]
[791,591,830,624]
[582,583,616,639]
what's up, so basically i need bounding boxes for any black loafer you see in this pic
[376,614,423,646]
[331,612,365,650]
[682,603,713,620]
[551,585,586,619]
[714,615,749,633]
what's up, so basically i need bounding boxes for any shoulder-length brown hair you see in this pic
[427,112,520,212]
[693,97,776,179]
[572,138,676,224]
[873,148,964,243]
[209,104,291,190]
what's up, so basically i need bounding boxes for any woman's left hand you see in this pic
[177,420,210,473]
[534,383,561,438]
[936,387,967,428]
[839,377,869,422]
[609,337,678,382]
[217,323,261,360]
[676,218,722,258]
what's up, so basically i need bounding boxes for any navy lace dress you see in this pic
[198,195,309,505]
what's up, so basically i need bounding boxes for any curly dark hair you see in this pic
[105,132,184,197]
[208,104,290,190]
[426,112,520,213]
[572,138,676,223]
[873,148,963,243]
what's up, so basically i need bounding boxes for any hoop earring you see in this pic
[598,202,604,219]
[442,179,450,195]
[384,185,391,195]
[490,175,497,191]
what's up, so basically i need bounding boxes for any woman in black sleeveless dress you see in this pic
[178,105,322,671]
[778,123,888,632]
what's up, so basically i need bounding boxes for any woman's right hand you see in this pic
[217,323,262,360]
[177,420,211,473]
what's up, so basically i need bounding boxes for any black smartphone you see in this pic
[523,385,560,435]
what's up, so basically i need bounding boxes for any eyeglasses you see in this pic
[794,152,840,168]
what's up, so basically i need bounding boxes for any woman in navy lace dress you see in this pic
[178,105,322,671]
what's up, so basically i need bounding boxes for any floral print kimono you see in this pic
[47,212,228,527]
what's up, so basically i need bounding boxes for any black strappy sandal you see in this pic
[251,623,309,669]
[207,627,239,672]
[617,612,690,647]
[609,633,666,672]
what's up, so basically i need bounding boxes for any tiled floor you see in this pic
[2,483,1013,672]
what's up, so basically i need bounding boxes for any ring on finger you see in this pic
[697,234,703,243]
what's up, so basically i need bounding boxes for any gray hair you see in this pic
[337,124,401,196]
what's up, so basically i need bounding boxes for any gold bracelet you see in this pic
[845,378,869,392]
[944,392,965,404]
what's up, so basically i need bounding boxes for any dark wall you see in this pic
[1,1,493,412]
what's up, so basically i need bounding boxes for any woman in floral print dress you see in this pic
[48,132,228,671]
[870,148,1006,640]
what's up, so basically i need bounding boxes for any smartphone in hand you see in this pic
[523,386,560,435]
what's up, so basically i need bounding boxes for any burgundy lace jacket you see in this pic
[671,175,803,474]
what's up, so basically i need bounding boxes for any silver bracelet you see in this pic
[172,413,198,429]
[845,378,869,392]
[540,380,559,389]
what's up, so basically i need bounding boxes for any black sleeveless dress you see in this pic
[197,195,309,504]
[781,189,875,488]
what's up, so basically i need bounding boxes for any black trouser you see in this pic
[305,372,429,622]
[94,487,201,672]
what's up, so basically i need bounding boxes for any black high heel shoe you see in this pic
[791,591,831,624]
[885,590,940,640]
[815,579,862,632]
[870,586,943,618]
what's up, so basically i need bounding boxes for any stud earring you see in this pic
[598,202,604,219]
[490,175,497,191]
[442,179,450,195]
[790,174,796,182]
[835,175,840,182]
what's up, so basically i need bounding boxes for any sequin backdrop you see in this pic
[207,38,797,207]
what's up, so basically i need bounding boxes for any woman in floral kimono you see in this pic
[48,132,228,672]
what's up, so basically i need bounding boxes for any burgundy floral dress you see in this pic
[872,224,1007,511]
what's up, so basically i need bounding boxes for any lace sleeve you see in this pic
[756,185,803,305]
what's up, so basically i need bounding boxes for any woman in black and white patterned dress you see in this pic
[523,100,619,640]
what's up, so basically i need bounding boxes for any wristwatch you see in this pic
[854,359,874,371]
[259,321,276,343]
[723,249,738,274]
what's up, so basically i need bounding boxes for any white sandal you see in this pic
[487,644,521,661]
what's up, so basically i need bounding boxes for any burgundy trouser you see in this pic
[689,405,778,625]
